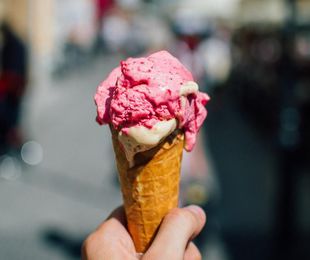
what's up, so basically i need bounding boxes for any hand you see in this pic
[82,205,206,260]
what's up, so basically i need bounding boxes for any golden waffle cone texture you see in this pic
[111,129,184,253]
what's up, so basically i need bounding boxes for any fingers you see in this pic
[82,205,206,259]
[144,205,206,260]
[184,242,201,260]
[93,206,130,245]
[82,206,136,260]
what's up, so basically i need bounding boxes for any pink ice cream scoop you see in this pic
[95,50,209,151]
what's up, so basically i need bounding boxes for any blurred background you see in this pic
[0,0,309,259]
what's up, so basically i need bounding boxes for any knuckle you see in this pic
[165,208,184,221]
[192,247,202,260]
[185,242,202,260]
[165,208,195,227]
[82,222,110,251]
[82,233,96,255]
[99,219,118,235]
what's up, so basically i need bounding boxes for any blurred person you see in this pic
[170,9,211,83]
[169,8,219,205]
[99,0,143,55]
[82,205,206,259]
[168,9,228,256]
[117,0,141,9]
[100,0,171,55]
[169,2,209,176]
[0,22,27,154]
[94,0,115,52]
[95,0,115,25]
[197,28,232,91]
[130,12,172,54]
[100,7,132,54]
[52,0,99,76]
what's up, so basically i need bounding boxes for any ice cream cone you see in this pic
[111,127,184,253]
[95,51,209,252]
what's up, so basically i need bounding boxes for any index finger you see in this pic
[82,206,135,260]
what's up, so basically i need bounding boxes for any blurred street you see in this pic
[1,0,310,259]
[0,55,123,260]
[2,52,308,260]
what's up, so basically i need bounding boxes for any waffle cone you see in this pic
[111,128,184,253]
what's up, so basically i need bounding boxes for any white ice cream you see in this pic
[180,81,199,96]
[118,119,177,167]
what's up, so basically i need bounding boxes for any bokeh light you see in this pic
[0,155,21,181]
[21,141,43,166]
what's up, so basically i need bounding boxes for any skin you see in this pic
[82,205,206,260]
